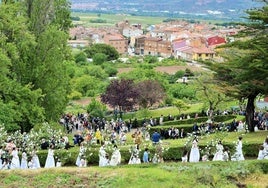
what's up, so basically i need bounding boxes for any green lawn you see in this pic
[1,160,268,188]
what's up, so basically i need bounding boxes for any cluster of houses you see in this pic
[69,20,239,62]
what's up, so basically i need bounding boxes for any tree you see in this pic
[71,75,104,97]
[167,83,197,101]
[101,79,138,111]
[0,0,72,125]
[84,43,119,61]
[193,73,231,117]
[74,51,87,64]
[92,53,108,65]
[119,64,169,89]
[0,2,45,132]
[87,98,107,118]
[135,80,166,109]
[173,99,190,114]
[23,0,72,121]
[207,1,268,131]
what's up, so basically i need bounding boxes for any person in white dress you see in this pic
[76,142,86,167]
[263,136,268,159]
[1,158,9,170]
[110,145,121,166]
[181,150,188,163]
[20,150,28,169]
[223,147,230,161]
[31,147,40,169]
[231,136,245,161]
[79,158,87,167]
[128,144,141,164]
[257,145,265,160]
[56,160,62,167]
[237,121,244,132]
[189,137,200,162]
[99,143,109,167]
[10,147,20,169]
[28,158,34,169]
[213,141,224,161]
[44,145,55,168]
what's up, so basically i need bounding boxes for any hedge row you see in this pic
[148,115,238,135]
[130,114,238,128]
[34,142,260,167]
[148,124,194,135]
[162,115,237,126]
[128,112,207,128]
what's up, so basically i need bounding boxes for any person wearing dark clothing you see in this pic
[40,139,49,150]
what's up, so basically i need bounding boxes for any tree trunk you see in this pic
[245,94,257,132]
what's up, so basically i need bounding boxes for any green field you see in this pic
[72,12,174,27]
[71,12,226,28]
[1,160,268,188]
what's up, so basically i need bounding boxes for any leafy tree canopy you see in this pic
[101,79,138,111]
[84,43,119,61]
[206,1,268,131]
[135,80,166,109]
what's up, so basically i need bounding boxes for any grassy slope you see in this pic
[1,161,268,188]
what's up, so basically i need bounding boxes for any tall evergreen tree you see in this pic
[208,1,268,131]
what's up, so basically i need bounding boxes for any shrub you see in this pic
[74,52,87,64]
[104,65,118,77]
[163,115,237,126]
[68,91,82,100]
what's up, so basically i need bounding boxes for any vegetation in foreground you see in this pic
[1,160,268,188]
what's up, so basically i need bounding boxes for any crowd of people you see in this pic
[1,111,268,170]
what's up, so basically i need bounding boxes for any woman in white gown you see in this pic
[44,145,55,168]
[110,145,121,166]
[10,147,20,169]
[213,141,224,161]
[20,150,28,169]
[32,147,40,169]
[76,142,86,167]
[128,144,141,164]
[263,137,268,159]
[99,144,109,167]
[231,136,245,161]
[257,145,265,160]
[189,137,200,162]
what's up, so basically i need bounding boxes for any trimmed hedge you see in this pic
[34,142,260,166]
[148,115,238,136]
[148,124,193,135]
[122,112,205,128]
[163,115,237,126]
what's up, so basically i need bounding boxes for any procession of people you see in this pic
[1,111,268,170]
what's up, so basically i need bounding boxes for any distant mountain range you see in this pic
[70,0,265,21]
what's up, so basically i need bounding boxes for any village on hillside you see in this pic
[69,20,239,62]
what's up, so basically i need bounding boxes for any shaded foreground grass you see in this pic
[1,160,268,188]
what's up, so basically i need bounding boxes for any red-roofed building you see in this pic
[207,36,226,47]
